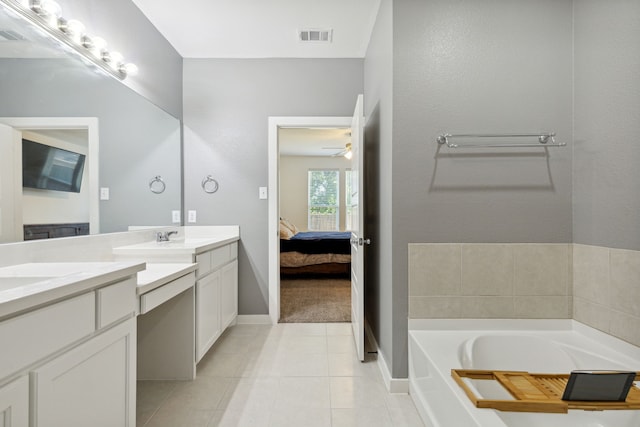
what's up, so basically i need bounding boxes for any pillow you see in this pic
[279,220,295,240]
[280,217,299,235]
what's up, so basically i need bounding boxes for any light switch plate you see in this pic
[188,210,197,223]
[100,187,110,200]
[171,210,181,223]
[259,187,268,199]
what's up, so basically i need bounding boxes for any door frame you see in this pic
[0,117,100,236]
[267,116,352,324]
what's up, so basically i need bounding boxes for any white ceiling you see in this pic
[131,0,381,58]
[279,127,351,157]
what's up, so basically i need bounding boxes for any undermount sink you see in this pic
[0,277,56,292]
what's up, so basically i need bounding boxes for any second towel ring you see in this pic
[202,175,219,194]
[149,175,166,194]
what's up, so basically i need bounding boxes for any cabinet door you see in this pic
[220,260,238,330]
[0,376,28,427]
[31,318,136,427]
[196,271,221,362]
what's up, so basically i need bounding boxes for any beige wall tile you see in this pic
[573,296,610,333]
[514,296,571,319]
[408,244,461,296]
[460,296,514,318]
[461,245,513,296]
[409,297,461,318]
[514,244,570,296]
[610,249,640,317]
[609,310,640,347]
[573,244,610,304]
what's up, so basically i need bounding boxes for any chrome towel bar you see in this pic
[436,133,566,148]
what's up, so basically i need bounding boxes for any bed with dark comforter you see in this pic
[280,231,351,276]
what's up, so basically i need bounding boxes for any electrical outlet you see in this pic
[259,187,268,199]
[171,210,181,223]
[100,187,110,200]
[188,210,197,223]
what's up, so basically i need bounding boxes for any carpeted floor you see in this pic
[279,278,351,323]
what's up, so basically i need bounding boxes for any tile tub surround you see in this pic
[409,244,573,319]
[409,243,640,348]
[574,244,640,347]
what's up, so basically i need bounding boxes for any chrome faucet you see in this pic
[156,230,178,242]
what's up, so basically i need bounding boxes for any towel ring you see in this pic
[201,175,219,194]
[149,175,166,194]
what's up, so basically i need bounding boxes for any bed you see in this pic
[279,219,351,277]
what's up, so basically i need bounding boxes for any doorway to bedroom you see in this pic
[277,125,353,323]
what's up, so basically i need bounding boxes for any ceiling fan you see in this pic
[322,142,352,158]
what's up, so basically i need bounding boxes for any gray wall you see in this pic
[363,0,395,381]
[384,0,574,378]
[573,0,640,251]
[56,0,183,118]
[183,59,363,314]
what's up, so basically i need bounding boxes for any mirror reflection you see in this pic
[0,6,181,243]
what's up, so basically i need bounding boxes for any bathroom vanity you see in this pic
[0,226,240,424]
[0,262,145,427]
[113,226,240,371]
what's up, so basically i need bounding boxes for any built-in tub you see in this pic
[408,320,640,427]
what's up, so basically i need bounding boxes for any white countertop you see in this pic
[113,232,239,257]
[0,262,145,319]
[136,263,197,295]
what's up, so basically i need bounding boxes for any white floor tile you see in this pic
[330,376,389,409]
[328,335,356,354]
[274,377,331,409]
[268,407,332,427]
[277,352,329,377]
[280,323,327,336]
[326,322,353,336]
[331,407,394,427]
[138,323,424,427]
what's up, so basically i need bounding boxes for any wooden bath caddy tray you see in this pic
[451,369,640,413]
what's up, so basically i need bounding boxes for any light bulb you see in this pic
[65,19,86,44]
[107,51,123,69]
[344,150,353,160]
[121,63,138,76]
[36,0,62,27]
[88,36,107,58]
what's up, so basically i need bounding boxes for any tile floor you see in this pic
[137,322,425,427]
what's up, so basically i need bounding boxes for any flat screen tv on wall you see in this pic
[22,139,86,193]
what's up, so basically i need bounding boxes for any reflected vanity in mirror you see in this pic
[0,2,181,243]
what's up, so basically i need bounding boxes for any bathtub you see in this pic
[408,319,640,427]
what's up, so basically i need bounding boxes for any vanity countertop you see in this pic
[113,229,239,257]
[0,262,145,319]
[136,263,197,295]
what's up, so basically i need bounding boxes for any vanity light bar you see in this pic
[0,0,137,80]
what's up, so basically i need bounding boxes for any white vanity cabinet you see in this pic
[112,228,240,364]
[0,376,28,427]
[0,271,139,427]
[195,242,238,362]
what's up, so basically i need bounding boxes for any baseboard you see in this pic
[365,320,409,394]
[236,314,273,325]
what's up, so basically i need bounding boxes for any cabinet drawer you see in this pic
[139,272,195,315]
[211,246,230,270]
[0,293,95,381]
[195,252,212,278]
[97,278,136,329]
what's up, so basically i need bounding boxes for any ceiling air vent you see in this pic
[298,28,332,43]
[0,29,26,42]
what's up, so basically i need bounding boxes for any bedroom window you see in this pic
[308,169,339,231]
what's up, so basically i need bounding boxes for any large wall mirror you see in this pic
[0,5,181,243]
